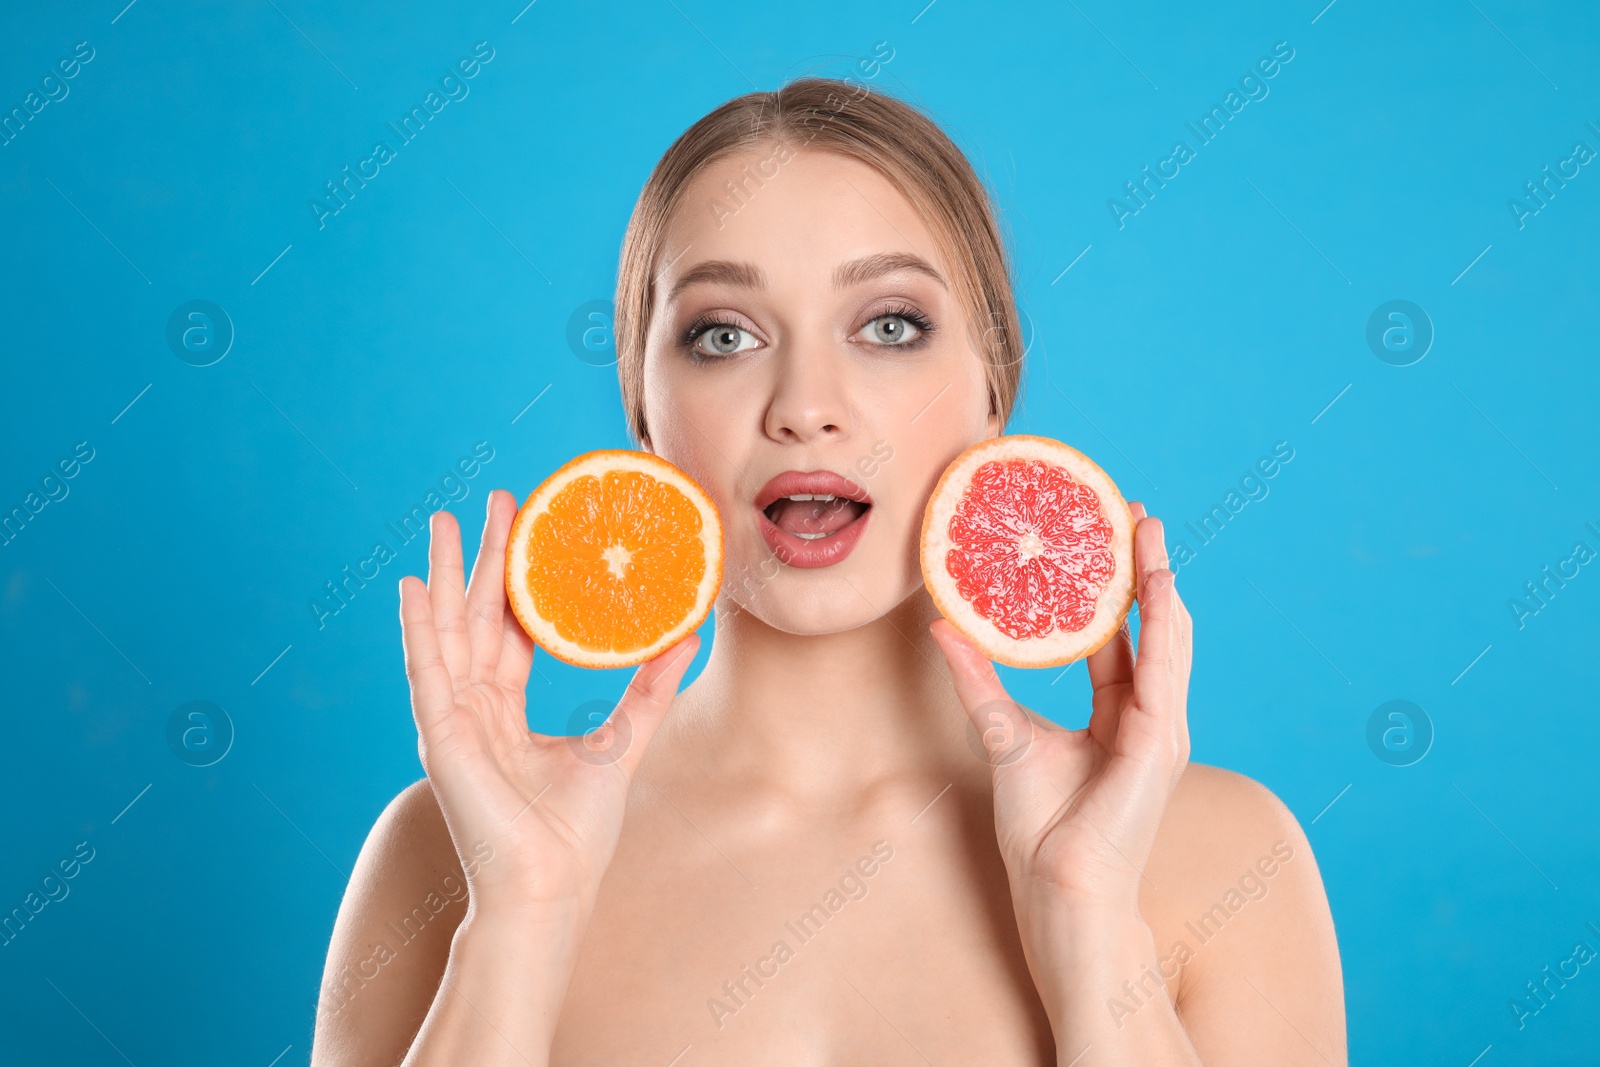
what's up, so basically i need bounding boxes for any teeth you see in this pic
[785,493,838,503]
[795,532,830,540]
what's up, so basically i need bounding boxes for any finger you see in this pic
[1099,562,1187,829]
[930,619,1047,772]
[1085,618,1134,750]
[494,600,537,693]
[399,576,458,742]
[1086,501,1143,700]
[1169,586,1194,763]
[929,617,1025,721]
[1129,519,1182,758]
[494,490,537,691]
[1180,597,1194,678]
[1134,514,1169,600]
[1139,515,1190,684]
[427,510,471,692]
[1133,513,1172,656]
[401,575,525,849]
[464,489,514,685]
[606,634,702,780]
[1086,616,1134,694]
[1167,580,1194,698]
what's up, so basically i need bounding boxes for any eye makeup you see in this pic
[677,301,939,362]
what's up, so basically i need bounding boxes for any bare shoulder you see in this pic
[1150,761,1307,871]
[310,778,467,1067]
[1140,762,1348,1065]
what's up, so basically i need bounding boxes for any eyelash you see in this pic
[679,303,938,361]
[876,303,938,346]
[678,314,732,355]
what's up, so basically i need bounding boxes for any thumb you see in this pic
[929,619,1033,767]
[598,633,701,779]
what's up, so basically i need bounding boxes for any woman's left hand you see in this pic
[929,502,1194,1019]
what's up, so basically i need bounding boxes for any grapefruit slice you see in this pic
[921,435,1135,669]
[505,450,723,669]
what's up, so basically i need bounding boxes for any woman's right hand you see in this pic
[397,487,699,933]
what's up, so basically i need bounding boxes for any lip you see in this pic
[754,469,874,569]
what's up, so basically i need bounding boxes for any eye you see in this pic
[854,306,935,347]
[684,318,761,359]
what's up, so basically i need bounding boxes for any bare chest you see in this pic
[548,796,1057,1066]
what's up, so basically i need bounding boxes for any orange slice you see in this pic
[505,450,723,669]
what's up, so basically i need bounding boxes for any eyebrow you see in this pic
[665,252,947,303]
[666,259,764,302]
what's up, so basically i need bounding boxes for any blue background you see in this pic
[3,0,1596,1062]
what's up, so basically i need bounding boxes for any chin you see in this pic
[717,552,927,636]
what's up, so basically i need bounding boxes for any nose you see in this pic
[762,343,852,445]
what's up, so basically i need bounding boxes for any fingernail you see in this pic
[486,489,496,518]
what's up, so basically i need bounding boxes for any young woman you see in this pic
[311,78,1345,1066]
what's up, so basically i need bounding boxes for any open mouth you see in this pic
[753,471,874,568]
[761,494,871,538]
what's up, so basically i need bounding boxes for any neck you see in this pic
[667,589,974,800]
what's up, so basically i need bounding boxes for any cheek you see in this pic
[886,358,992,466]
[895,424,966,535]
[645,346,754,435]
[872,395,985,528]
[644,364,751,518]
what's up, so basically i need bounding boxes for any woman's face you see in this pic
[641,144,1000,635]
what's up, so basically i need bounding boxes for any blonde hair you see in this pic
[613,76,1023,448]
